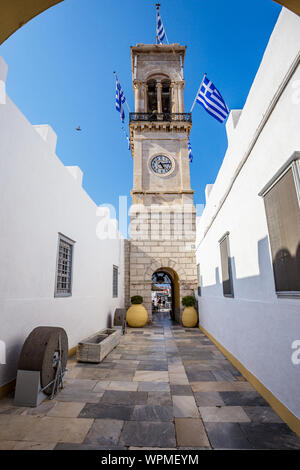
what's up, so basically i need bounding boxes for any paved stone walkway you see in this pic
[0,313,300,450]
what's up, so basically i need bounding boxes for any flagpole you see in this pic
[156,3,159,44]
[113,71,131,112]
[190,73,206,113]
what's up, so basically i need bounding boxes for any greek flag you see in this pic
[157,12,166,44]
[121,126,131,151]
[127,134,131,151]
[115,78,126,123]
[196,76,229,123]
[188,140,193,163]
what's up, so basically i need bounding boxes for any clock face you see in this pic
[151,155,173,175]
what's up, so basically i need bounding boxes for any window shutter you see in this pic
[264,167,300,292]
[197,263,201,296]
[219,235,234,297]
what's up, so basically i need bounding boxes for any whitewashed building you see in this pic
[196,8,300,431]
[0,56,125,394]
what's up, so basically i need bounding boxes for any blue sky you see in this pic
[0,0,281,226]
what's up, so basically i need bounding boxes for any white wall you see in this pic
[196,8,300,418]
[0,58,125,387]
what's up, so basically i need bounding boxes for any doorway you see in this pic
[151,268,180,324]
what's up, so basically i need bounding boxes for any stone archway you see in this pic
[142,259,193,324]
[151,267,181,323]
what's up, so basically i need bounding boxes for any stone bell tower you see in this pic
[126,43,197,323]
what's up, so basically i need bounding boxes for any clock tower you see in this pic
[126,42,197,323]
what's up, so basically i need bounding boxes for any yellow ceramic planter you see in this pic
[182,306,198,328]
[126,304,148,328]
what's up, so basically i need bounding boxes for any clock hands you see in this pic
[152,156,171,173]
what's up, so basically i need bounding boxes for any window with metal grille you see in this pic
[219,232,234,298]
[55,234,74,297]
[113,265,118,298]
[260,156,300,296]
[197,263,201,296]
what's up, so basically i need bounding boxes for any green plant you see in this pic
[131,295,143,305]
[181,295,196,307]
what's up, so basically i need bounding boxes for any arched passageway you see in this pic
[151,267,180,325]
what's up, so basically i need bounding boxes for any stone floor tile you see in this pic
[0,397,14,411]
[108,381,138,391]
[23,417,93,443]
[133,371,169,382]
[147,392,172,406]
[132,405,174,421]
[0,406,28,416]
[120,421,176,448]
[138,382,170,392]
[0,441,18,450]
[67,368,110,380]
[129,447,175,450]
[55,442,125,450]
[219,391,269,407]
[108,371,135,381]
[185,370,216,382]
[194,392,225,407]
[205,423,252,449]
[199,406,251,423]
[55,390,103,403]
[0,415,38,441]
[65,378,98,390]
[79,403,134,420]
[173,396,199,418]
[92,381,110,392]
[191,381,255,392]
[168,364,185,374]
[137,362,168,371]
[239,423,300,450]
[24,401,56,417]
[101,390,148,405]
[47,401,85,418]
[170,385,193,396]
[175,418,210,448]
[169,373,189,385]
[84,419,123,446]
[211,370,237,382]
[242,406,284,423]
[113,360,140,366]
[13,441,57,450]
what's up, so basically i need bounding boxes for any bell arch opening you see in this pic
[151,267,180,324]
[147,79,157,113]
[161,79,171,114]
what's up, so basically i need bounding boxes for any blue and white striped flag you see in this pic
[188,140,193,163]
[196,76,229,123]
[157,11,166,44]
[121,126,131,151]
[115,78,126,123]
[127,134,131,151]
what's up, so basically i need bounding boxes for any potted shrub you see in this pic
[126,295,148,328]
[181,295,198,328]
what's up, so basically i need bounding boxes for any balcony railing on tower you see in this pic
[129,112,192,123]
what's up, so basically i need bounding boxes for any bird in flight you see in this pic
[76,126,82,131]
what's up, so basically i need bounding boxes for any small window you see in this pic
[197,263,201,296]
[260,157,300,296]
[55,234,74,297]
[113,265,119,298]
[219,232,234,298]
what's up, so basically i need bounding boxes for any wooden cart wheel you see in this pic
[18,326,68,395]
